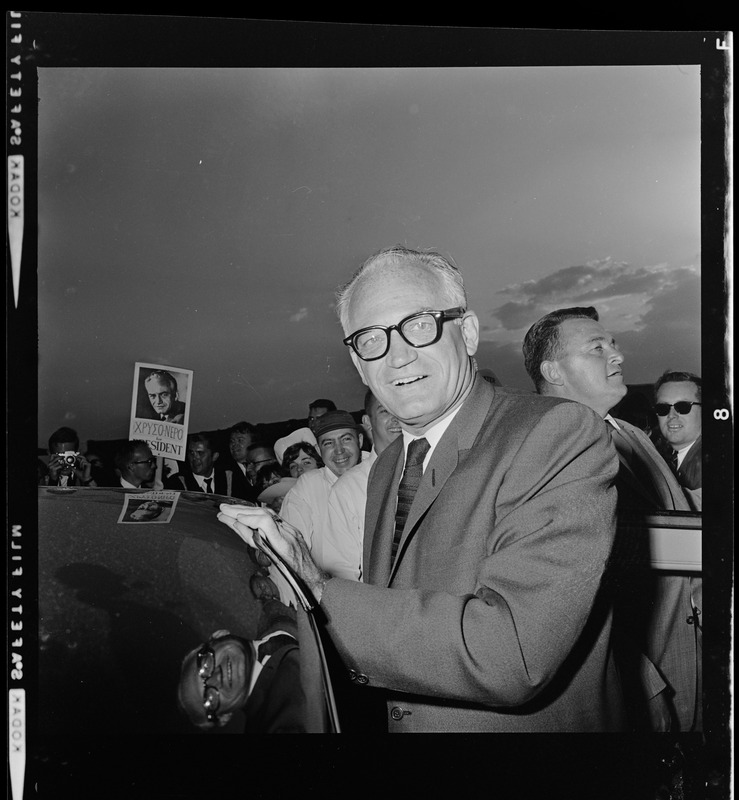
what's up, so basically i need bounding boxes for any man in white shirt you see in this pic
[324,390,401,580]
[279,410,364,571]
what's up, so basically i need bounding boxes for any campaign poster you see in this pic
[117,490,180,524]
[128,362,193,462]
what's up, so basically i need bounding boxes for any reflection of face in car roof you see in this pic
[177,600,303,733]
[130,500,164,521]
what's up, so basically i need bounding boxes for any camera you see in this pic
[61,451,80,467]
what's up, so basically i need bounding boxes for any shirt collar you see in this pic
[247,630,295,696]
[194,472,215,489]
[401,404,463,465]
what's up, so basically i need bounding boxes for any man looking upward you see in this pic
[522,306,701,733]
[220,246,623,732]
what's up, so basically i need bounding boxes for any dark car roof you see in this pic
[38,486,337,734]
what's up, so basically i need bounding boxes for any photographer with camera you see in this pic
[46,426,97,488]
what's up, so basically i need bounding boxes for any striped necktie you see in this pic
[668,448,679,475]
[391,437,430,563]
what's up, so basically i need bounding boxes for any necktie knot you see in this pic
[406,437,431,466]
[669,449,679,472]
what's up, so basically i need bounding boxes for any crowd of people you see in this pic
[40,244,703,739]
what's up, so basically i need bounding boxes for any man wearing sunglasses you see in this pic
[221,246,625,732]
[523,306,701,734]
[653,371,702,505]
[177,600,304,733]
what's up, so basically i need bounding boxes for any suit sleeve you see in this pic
[319,402,619,707]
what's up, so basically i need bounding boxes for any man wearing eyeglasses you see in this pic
[177,600,304,733]
[653,371,702,506]
[522,306,701,734]
[220,246,625,733]
[114,440,162,490]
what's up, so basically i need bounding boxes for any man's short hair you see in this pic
[144,370,178,393]
[335,245,467,333]
[653,370,702,402]
[522,307,599,393]
[187,431,218,453]
[246,443,277,462]
[229,421,256,438]
[114,439,149,472]
[48,426,80,452]
[308,399,336,412]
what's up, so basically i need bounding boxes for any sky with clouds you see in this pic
[36,63,703,444]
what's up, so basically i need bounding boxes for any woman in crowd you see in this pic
[281,442,323,479]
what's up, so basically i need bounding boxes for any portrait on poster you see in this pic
[117,491,180,524]
[128,362,193,461]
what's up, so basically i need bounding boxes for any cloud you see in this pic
[487,259,700,336]
[475,260,701,388]
[289,307,309,323]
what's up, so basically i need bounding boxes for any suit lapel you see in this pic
[387,377,495,584]
[364,437,404,586]
[614,418,690,511]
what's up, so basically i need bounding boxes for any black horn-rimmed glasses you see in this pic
[343,307,466,361]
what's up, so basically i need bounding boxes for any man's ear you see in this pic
[460,311,479,356]
[540,360,563,387]
[358,432,364,450]
[212,452,220,463]
[349,350,369,386]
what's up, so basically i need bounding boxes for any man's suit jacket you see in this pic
[677,435,701,491]
[610,418,701,732]
[229,462,262,503]
[320,377,625,732]
[140,400,186,424]
[242,606,305,733]
[165,469,232,496]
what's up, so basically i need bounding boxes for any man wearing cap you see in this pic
[278,410,364,572]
